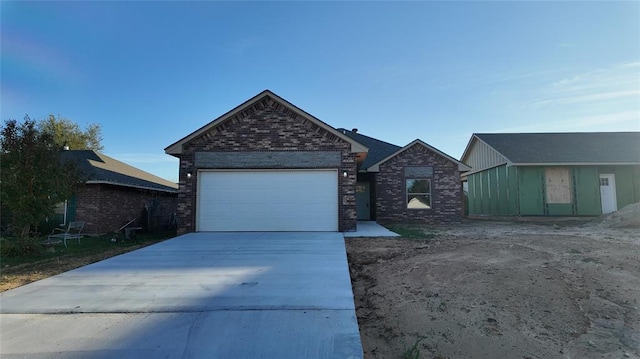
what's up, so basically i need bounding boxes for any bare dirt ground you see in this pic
[346,215,640,359]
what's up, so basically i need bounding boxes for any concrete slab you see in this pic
[343,221,400,238]
[0,232,363,358]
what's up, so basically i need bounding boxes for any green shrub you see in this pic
[0,237,43,258]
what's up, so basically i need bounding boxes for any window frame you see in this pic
[406,178,432,210]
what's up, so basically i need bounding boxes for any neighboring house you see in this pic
[165,90,469,234]
[57,150,178,234]
[461,132,640,216]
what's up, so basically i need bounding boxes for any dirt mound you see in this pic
[599,202,640,228]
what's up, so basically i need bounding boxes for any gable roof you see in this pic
[464,132,640,166]
[337,129,402,171]
[165,90,368,155]
[368,139,471,172]
[62,150,178,193]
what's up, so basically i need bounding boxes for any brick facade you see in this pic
[176,96,357,234]
[75,184,177,234]
[375,143,463,224]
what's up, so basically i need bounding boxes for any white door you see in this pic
[599,173,617,214]
[197,170,338,231]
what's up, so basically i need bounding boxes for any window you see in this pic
[407,179,431,209]
[545,167,572,204]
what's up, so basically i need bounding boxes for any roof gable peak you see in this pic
[165,90,367,155]
[368,138,470,172]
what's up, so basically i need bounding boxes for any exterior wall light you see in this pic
[343,170,348,178]
[187,172,192,179]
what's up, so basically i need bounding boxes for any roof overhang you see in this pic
[165,90,368,156]
[368,139,471,172]
[86,180,178,193]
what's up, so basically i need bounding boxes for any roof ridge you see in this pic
[336,128,402,148]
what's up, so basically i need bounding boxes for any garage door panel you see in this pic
[197,171,338,231]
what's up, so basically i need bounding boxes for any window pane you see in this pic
[407,179,430,194]
[408,195,431,209]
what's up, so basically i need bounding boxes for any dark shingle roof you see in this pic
[337,129,401,171]
[61,150,178,192]
[476,132,640,164]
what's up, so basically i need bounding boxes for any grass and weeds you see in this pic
[402,337,424,359]
[386,224,439,239]
[0,231,175,292]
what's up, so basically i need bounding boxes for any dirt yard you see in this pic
[346,217,640,359]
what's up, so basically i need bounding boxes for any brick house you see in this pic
[340,130,470,224]
[165,90,469,234]
[58,150,178,234]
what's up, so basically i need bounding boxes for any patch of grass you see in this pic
[387,225,437,239]
[402,337,424,359]
[0,231,175,292]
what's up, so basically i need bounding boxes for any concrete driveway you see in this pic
[0,232,363,358]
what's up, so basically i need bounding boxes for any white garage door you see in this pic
[197,170,339,231]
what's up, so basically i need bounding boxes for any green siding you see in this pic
[469,164,639,217]
[467,165,520,216]
[497,166,509,215]
[634,167,640,204]
[508,166,519,214]
[548,203,573,216]
[467,175,475,215]
[613,166,639,208]
[488,167,499,215]
[518,167,545,215]
[472,173,481,215]
[481,171,490,214]
[574,167,601,215]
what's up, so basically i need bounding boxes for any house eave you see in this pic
[85,180,178,193]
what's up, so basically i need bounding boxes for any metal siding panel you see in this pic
[518,167,545,215]
[472,173,482,215]
[508,166,519,215]
[548,204,574,215]
[634,167,640,203]
[467,175,476,215]
[497,165,509,215]
[489,167,499,215]
[481,171,490,215]
[614,166,635,209]
[574,167,601,215]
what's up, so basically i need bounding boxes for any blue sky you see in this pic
[2,1,639,182]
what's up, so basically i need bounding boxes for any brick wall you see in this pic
[376,144,463,224]
[177,95,357,234]
[75,184,177,234]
